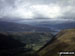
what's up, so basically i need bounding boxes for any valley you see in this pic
[0,29,75,56]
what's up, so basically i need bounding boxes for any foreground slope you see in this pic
[0,33,26,56]
[38,29,75,56]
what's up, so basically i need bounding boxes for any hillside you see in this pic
[0,33,27,56]
[38,29,75,56]
[0,33,25,49]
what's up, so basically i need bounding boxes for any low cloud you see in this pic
[0,0,74,20]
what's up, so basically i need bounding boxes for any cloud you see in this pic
[0,0,74,20]
[30,4,61,18]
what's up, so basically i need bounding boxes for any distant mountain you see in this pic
[30,21,75,30]
[38,29,75,56]
[0,21,51,32]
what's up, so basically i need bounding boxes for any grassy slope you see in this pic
[38,29,75,56]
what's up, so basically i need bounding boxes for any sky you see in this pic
[0,0,74,21]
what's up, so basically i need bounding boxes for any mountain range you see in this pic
[0,21,51,32]
[0,20,75,35]
[29,20,75,30]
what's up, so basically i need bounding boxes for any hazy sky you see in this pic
[0,0,74,20]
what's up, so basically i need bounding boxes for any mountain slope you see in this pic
[0,33,27,56]
[0,33,25,49]
[38,29,75,56]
